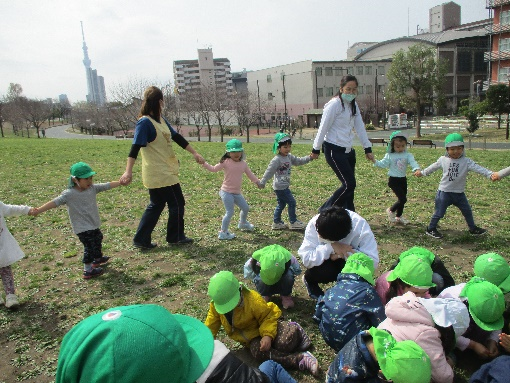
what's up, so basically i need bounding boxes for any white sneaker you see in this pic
[271,222,288,230]
[218,231,236,240]
[386,208,396,223]
[289,220,306,230]
[5,294,19,309]
[396,216,410,225]
[238,222,255,231]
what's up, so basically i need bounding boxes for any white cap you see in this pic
[419,297,470,337]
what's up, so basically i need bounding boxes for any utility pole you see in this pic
[282,74,288,132]
[257,80,261,135]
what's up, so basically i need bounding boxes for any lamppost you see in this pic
[382,92,386,130]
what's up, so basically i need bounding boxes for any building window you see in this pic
[501,10,510,25]
[334,67,344,76]
[317,88,323,97]
[377,66,385,75]
[268,92,274,100]
[326,87,334,97]
[315,67,323,76]
[267,74,272,82]
[357,66,363,75]
[365,66,372,75]
[325,67,333,76]
[474,52,486,72]
[500,38,510,52]
[347,67,353,75]
[457,51,471,72]
[358,85,364,94]
[366,85,373,95]
[280,72,285,80]
[498,67,510,83]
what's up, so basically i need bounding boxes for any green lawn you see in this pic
[0,136,508,382]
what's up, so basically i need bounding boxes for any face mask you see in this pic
[341,93,356,103]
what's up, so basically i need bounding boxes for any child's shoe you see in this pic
[289,220,306,230]
[83,267,104,279]
[92,256,110,268]
[5,294,19,309]
[396,216,410,225]
[386,208,396,223]
[299,351,319,376]
[218,231,236,240]
[289,321,312,351]
[281,295,295,309]
[426,228,443,239]
[469,226,487,235]
[271,221,288,230]
[238,222,255,231]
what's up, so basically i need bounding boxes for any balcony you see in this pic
[487,0,510,7]
[484,50,510,60]
[485,23,510,34]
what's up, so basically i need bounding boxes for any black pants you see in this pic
[304,258,346,297]
[77,228,103,264]
[388,176,407,217]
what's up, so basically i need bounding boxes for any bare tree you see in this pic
[182,87,216,142]
[232,90,262,143]
[20,98,51,138]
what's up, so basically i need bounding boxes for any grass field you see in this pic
[0,135,508,382]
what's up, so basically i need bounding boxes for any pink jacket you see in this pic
[378,292,453,383]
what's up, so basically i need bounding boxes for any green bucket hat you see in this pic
[68,162,96,188]
[387,130,408,153]
[387,254,436,289]
[445,133,464,148]
[399,247,435,265]
[474,253,510,294]
[56,304,214,383]
[208,271,241,314]
[368,327,431,383]
[460,277,505,331]
[252,244,292,285]
[341,252,375,285]
[272,132,291,154]
[225,139,244,152]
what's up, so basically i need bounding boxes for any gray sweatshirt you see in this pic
[260,153,312,190]
[421,153,492,193]
[498,166,510,179]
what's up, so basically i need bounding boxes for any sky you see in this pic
[0,0,489,104]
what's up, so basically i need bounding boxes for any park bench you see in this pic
[412,139,436,148]
[369,138,388,146]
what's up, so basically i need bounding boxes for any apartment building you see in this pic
[485,0,510,85]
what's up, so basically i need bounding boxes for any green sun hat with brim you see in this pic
[387,254,436,289]
[208,271,241,314]
[368,327,431,383]
[55,304,214,383]
[387,130,408,153]
[68,162,96,188]
[399,246,435,265]
[225,139,244,152]
[272,132,291,154]
[445,133,464,147]
[460,277,505,331]
[252,244,292,285]
[474,253,510,294]
[341,252,375,285]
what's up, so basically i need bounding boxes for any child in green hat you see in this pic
[259,133,313,230]
[326,327,431,383]
[243,244,302,309]
[34,162,124,279]
[371,130,421,225]
[202,139,261,240]
[205,270,319,376]
[415,132,493,239]
[314,253,386,352]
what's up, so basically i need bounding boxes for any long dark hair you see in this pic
[139,86,163,120]
[385,278,411,303]
[336,75,358,116]
[435,324,456,355]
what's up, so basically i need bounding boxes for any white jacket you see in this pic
[0,202,30,267]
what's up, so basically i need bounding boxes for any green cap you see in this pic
[341,252,375,285]
[445,133,464,147]
[56,304,214,383]
[369,327,431,383]
[399,247,435,265]
[208,271,241,314]
[272,132,291,154]
[387,254,436,289]
[387,130,408,153]
[69,162,96,188]
[460,277,505,331]
[252,244,292,285]
[225,139,243,152]
[474,253,510,294]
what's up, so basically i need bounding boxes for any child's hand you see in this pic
[486,339,499,358]
[331,243,354,259]
[28,207,38,216]
[414,170,423,177]
[257,181,264,189]
[491,172,500,181]
[365,153,375,162]
[194,153,205,164]
[470,340,491,359]
[259,335,272,352]
[499,333,510,352]
[310,152,319,160]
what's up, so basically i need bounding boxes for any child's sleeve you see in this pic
[373,153,391,169]
[467,159,493,178]
[252,293,280,339]
[498,165,510,179]
[290,154,312,166]
[407,153,421,171]
[421,158,443,176]
[204,302,222,338]
[0,202,30,217]
[289,255,302,276]
[202,162,224,172]
[259,157,279,187]
[93,183,112,193]
[243,258,257,281]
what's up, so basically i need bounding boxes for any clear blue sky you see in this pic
[0,0,489,103]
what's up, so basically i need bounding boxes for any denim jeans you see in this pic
[259,360,297,383]
[274,188,297,223]
[254,268,295,296]
[133,184,186,244]
[219,190,249,232]
[428,190,475,230]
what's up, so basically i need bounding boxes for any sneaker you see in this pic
[299,351,319,376]
[302,275,324,300]
[426,228,443,239]
[396,216,410,225]
[271,222,288,230]
[168,237,194,245]
[83,267,104,279]
[133,242,157,250]
[238,222,255,231]
[469,226,487,236]
[289,220,306,230]
[218,231,236,240]
[92,256,110,267]
[5,294,19,309]
[289,321,312,351]
[386,208,396,223]
[281,295,295,309]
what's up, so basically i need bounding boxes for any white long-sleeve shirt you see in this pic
[0,202,30,267]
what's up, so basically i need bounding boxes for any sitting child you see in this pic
[314,252,385,352]
[243,244,301,309]
[326,327,431,383]
[204,271,319,376]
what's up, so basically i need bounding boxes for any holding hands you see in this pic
[414,169,423,177]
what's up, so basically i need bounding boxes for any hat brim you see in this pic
[77,171,96,178]
[470,308,504,331]
[445,141,464,148]
[227,148,243,152]
[174,314,215,383]
[213,288,240,315]
[498,274,510,294]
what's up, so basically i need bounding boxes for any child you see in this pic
[259,133,313,230]
[474,253,510,294]
[202,139,260,240]
[298,206,378,299]
[0,201,36,308]
[314,252,385,352]
[372,130,420,225]
[204,270,319,376]
[491,165,510,181]
[34,162,122,279]
[415,133,493,239]
[469,355,510,383]
[326,326,431,383]
[378,291,470,383]
[243,244,301,309]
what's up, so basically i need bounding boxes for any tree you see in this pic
[19,98,51,138]
[458,98,487,134]
[485,84,510,129]
[386,44,447,137]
